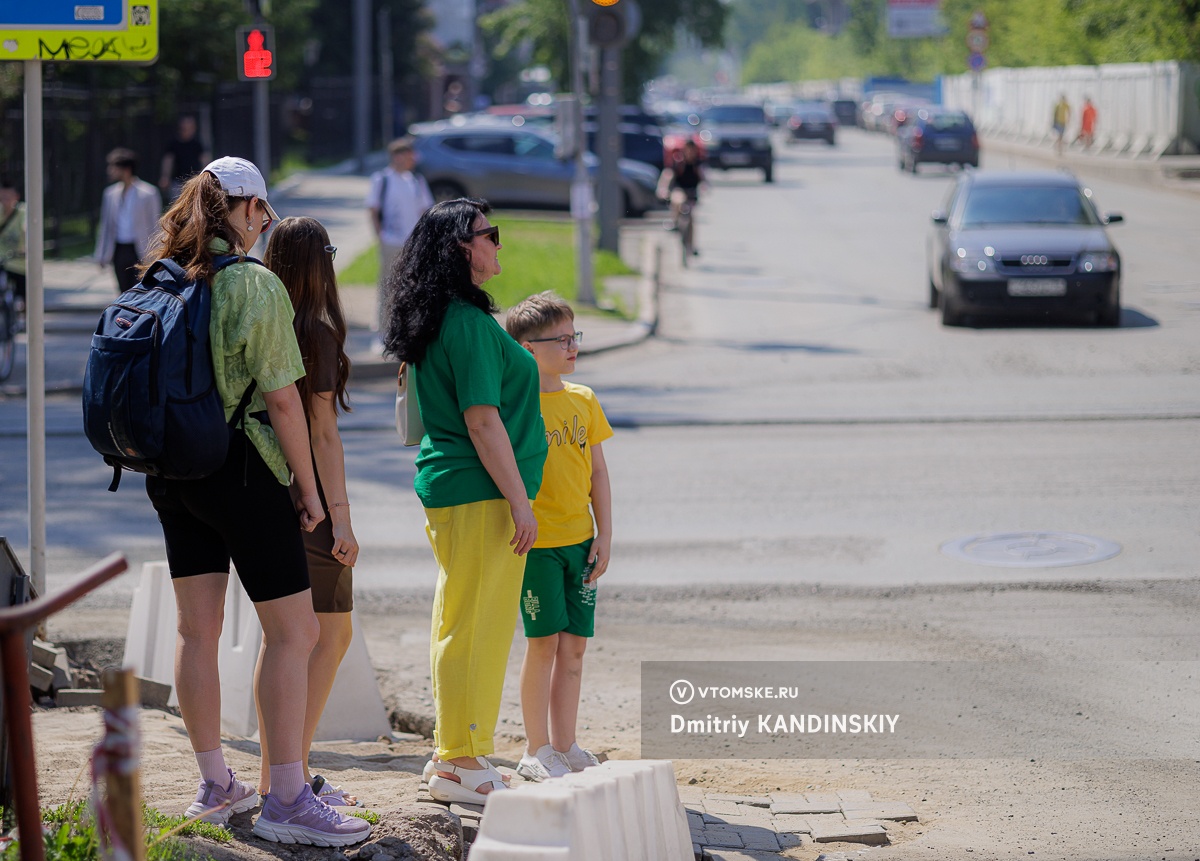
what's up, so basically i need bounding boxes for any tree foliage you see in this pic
[481,0,728,101]
[737,0,1200,85]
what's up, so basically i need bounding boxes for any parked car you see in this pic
[697,102,774,182]
[411,126,661,216]
[927,171,1123,326]
[786,104,837,146]
[830,99,859,127]
[583,105,665,170]
[898,108,980,172]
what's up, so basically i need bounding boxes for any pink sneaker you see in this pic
[185,768,259,825]
[252,785,371,846]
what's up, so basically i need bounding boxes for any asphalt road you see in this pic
[2,127,1199,596]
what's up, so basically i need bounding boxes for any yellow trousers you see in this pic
[425,498,527,760]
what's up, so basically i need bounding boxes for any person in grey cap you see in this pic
[138,156,371,847]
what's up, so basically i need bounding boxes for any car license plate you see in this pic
[724,153,751,165]
[1007,278,1067,297]
[934,138,960,150]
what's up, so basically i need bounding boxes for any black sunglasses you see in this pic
[471,225,500,246]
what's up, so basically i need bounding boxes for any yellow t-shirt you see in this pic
[533,381,613,548]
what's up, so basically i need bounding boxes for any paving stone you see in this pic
[448,801,484,821]
[772,814,813,833]
[55,689,102,707]
[809,817,888,845]
[703,798,743,816]
[736,826,781,852]
[770,799,842,815]
[777,832,805,849]
[688,811,705,827]
[836,789,874,806]
[704,813,772,829]
[678,785,707,804]
[768,791,807,803]
[805,792,844,808]
[701,827,744,849]
[706,851,784,861]
[839,802,918,822]
[693,843,702,860]
[685,803,706,816]
[32,640,61,669]
[706,793,771,807]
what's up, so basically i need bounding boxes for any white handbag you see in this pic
[395,362,425,447]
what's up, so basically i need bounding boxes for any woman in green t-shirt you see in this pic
[383,198,547,805]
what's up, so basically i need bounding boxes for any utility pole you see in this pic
[565,0,594,305]
[354,0,371,171]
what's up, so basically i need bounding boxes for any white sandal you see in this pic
[427,758,509,804]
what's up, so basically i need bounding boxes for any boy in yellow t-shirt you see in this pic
[505,291,613,782]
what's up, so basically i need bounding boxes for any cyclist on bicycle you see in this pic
[658,140,705,256]
[0,178,26,315]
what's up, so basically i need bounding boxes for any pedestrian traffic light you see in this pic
[586,0,640,50]
[236,25,275,81]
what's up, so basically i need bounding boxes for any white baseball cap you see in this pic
[202,156,280,222]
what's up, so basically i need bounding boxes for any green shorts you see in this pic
[520,539,595,639]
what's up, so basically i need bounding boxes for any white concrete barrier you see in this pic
[471,760,692,861]
[122,560,389,740]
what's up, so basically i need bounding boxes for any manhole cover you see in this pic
[940,531,1121,568]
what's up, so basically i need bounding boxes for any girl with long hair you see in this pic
[142,158,369,847]
[260,216,360,806]
[383,198,547,804]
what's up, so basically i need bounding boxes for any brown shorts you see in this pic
[302,514,354,613]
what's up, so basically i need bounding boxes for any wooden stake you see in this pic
[100,668,145,861]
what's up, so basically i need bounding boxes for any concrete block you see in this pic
[702,814,771,830]
[468,836,570,860]
[449,802,484,822]
[705,794,770,807]
[312,608,390,742]
[706,851,783,861]
[56,689,103,707]
[839,802,918,822]
[122,561,178,705]
[600,760,693,860]
[835,789,874,806]
[702,799,743,816]
[809,817,888,845]
[28,662,54,693]
[734,827,780,852]
[137,676,172,710]
[804,792,843,809]
[699,827,742,848]
[31,639,60,669]
[776,832,804,849]
[771,814,812,834]
[770,799,841,815]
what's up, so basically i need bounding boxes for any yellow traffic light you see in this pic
[591,0,620,6]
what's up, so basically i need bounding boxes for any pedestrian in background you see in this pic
[1079,97,1098,149]
[142,157,369,847]
[159,115,211,202]
[365,137,432,345]
[0,178,26,313]
[505,291,613,783]
[95,148,162,294]
[259,216,361,809]
[383,198,547,805]
[1052,94,1071,156]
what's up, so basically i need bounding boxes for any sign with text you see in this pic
[886,0,947,38]
[0,0,158,62]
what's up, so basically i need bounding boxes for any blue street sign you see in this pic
[0,0,126,28]
[968,51,987,72]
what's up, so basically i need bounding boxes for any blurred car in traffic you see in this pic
[697,102,774,183]
[898,108,979,172]
[830,98,859,127]
[411,125,661,216]
[786,103,837,145]
[887,99,931,136]
[584,105,665,170]
[860,92,907,131]
[764,100,798,127]
[927,171,1123,326]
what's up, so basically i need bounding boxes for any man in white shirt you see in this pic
[95,148,163,293]
[365,137,433,334]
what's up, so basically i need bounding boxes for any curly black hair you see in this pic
[381,197,498,364]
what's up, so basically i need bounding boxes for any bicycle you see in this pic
[0,269,16,383]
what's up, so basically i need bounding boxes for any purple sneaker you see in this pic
[252,785,371,847]
[185,768,259,825]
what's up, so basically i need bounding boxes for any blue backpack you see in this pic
[83,255,258,491]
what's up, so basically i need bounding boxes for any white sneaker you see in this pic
[516,744,570,782]
[557,742,600,772]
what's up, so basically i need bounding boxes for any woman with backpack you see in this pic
[258,216,360,807]
[142,158,370,847]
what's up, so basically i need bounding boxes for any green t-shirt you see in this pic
[207,239,307,485]
[414,299,547,508]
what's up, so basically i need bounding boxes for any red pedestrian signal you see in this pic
[236,25,275,81]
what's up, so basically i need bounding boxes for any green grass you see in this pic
[339,213,636,313]
[0,801,229,861]
[346,808,381,824]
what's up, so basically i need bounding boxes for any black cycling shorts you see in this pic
[146,431,310,603]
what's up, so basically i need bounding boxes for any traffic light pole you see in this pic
[569,1,595,305]
[596,47,621,253]
[254,79,270,178]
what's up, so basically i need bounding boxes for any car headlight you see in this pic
[1078,251,1118,273]
[949,246,996,277]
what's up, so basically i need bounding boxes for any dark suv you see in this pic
[698,103,774,182]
